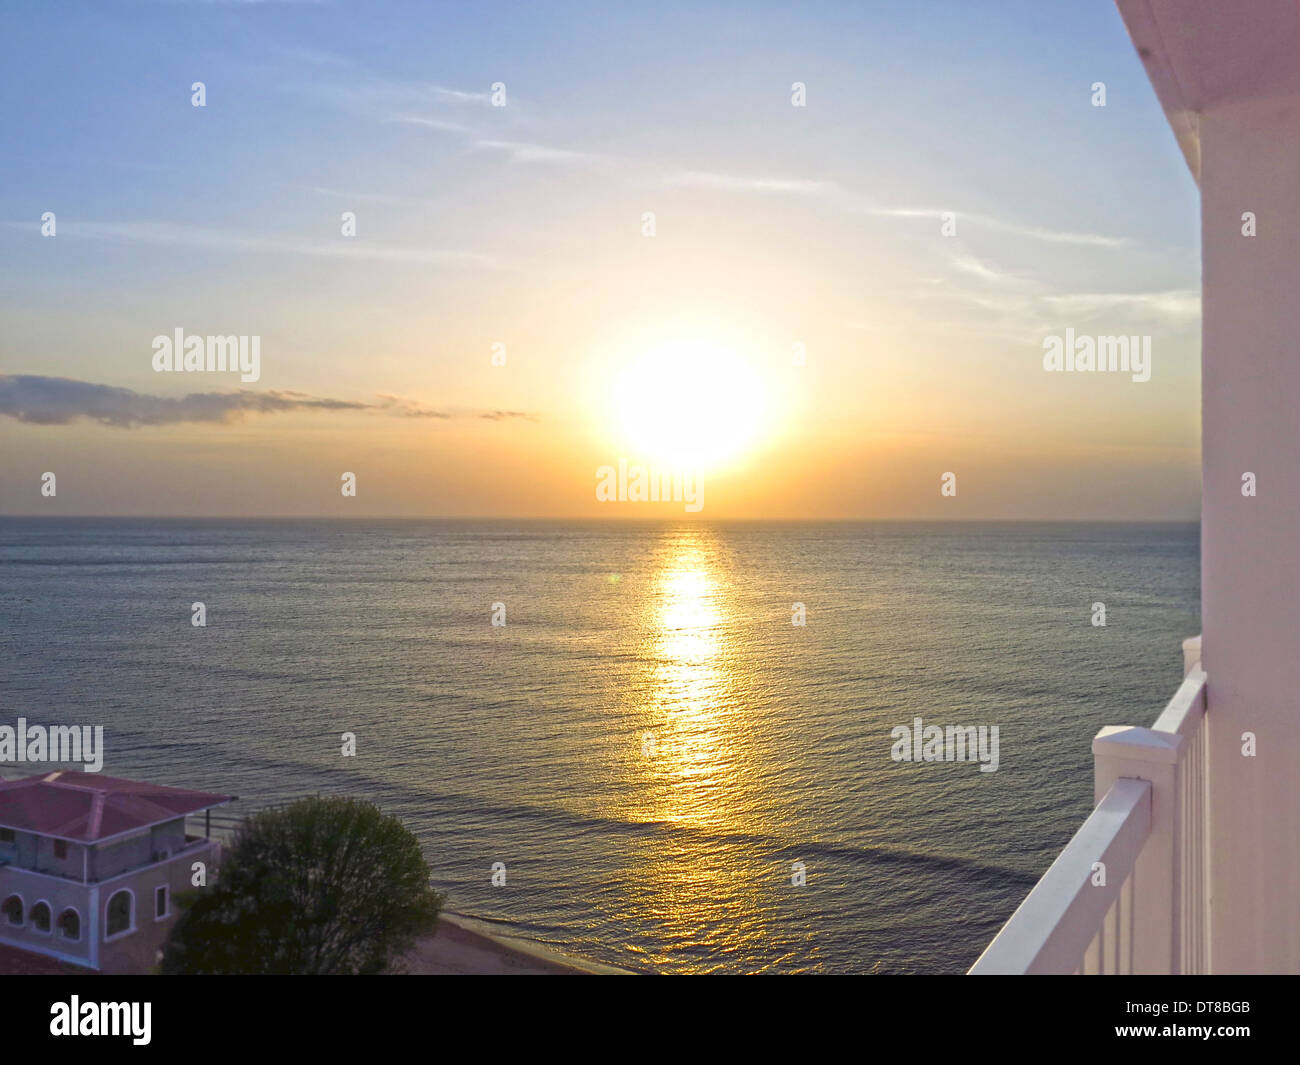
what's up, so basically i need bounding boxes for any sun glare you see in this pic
[612,340,768,471]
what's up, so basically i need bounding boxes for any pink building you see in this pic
[0,772,232,973]
[973,0,1300,975]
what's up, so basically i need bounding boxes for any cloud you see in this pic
[864,206,1127,248]
[309,71,1122,252]
[432,87,494,105]
[474,409,536,421]
[471,139,601,165]
[300,80,500,116]
[947,251,1029,285]
[373,394,537,422]
[1041,290,1201,320]
[898,246,1201,341]
[0,376,533,429]
[386,114,473,134]
[662,170,839,196]
[966,211,1129,248]
[382,97,832,190]
[1,220,499,270]
[360,83,843,197]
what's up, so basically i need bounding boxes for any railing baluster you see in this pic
[1180,742,1188,971]
[1118,884,1125,975]
[1196,721,1207,973]
[1192,732,1197,969]
[1084,931,1100,975]
[1125,866,1136,974]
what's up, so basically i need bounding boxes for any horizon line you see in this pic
[0,513,1202,524]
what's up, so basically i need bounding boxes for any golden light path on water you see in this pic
[617,526,781,967]
[648,531,738,830]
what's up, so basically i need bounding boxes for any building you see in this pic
[0,772,232,973]
[972,0,1300,974]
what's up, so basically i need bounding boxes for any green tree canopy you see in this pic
[161,796,442,974]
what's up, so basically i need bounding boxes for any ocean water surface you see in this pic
[0,519,1199,973]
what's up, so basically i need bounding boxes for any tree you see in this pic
[161,796,442,974]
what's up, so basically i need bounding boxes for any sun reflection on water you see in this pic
[640,529,746,830]
[610,526,782,967]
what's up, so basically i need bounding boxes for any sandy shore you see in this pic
[397,912,635,975]
[0,915,634,976]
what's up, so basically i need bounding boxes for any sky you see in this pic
[0,0,1202,519]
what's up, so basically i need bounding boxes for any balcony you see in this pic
[0,836,218,887]
[970,637,1209,975]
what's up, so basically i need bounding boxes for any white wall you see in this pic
[1201,93,1300,973]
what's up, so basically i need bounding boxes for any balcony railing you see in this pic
[970,639,1209,975]
[0,836,218,886]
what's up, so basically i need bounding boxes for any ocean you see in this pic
[0,518,1199,973]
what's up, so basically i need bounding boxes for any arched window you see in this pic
[57,908,81,941]
[29,901,51,934]
[1,895,21,926]
[106,889,133,937]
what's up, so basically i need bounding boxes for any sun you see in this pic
[611,339,768,471]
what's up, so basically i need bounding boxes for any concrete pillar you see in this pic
[1200,95,1300,973]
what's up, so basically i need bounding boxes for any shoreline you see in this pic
[0,915,635,976]
[398,912,637,975]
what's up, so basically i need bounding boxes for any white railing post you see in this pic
[970,644,1209,975]
[1150,665,1211,975]
[968,778,1150,974]
[1093,725,1183,974]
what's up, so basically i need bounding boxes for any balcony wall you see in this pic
[98,838,220,974]
[1201,94,1300,973]
[0,866,94,966]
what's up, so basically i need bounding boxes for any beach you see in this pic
[399,913,633,975]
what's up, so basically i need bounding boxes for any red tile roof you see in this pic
[0,772,232,842]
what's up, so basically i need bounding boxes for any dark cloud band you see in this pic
[0,375,532,429]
